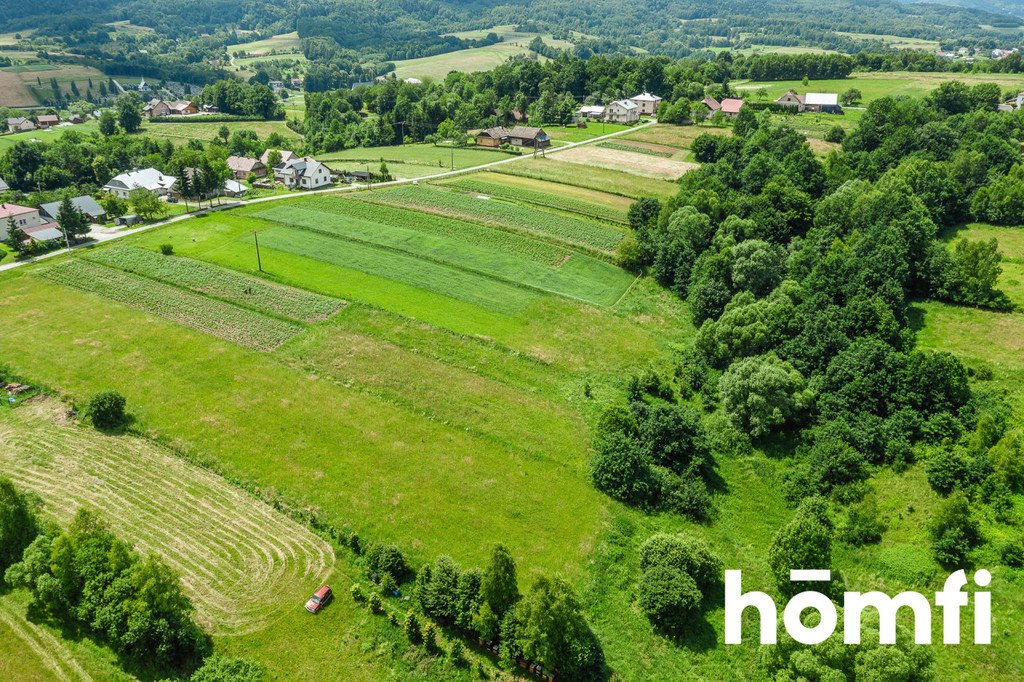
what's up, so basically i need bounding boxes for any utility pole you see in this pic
[253,231,262,272]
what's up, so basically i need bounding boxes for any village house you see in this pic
[262,150,299,180]
[143,99,172,118]
[290,78,304,89]
[36,114,60,129]
[7,117,36,132]
[167,100,199,116]
[475,126,510,147]
[222,180,249,198]
[22,224,65,244]
[774,90,805,111]
[630,92,662,116]
[0,203,47,240]
[226,156,266,180]
[269,80,285,92]
[605,99,639,123]
[506,126,550,149]
[103,168,178,198]
[40,196,106,223]
[279,157,332,189]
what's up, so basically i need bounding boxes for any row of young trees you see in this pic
[357,542,604,680]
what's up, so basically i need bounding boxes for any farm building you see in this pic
[280,157,332,189]
[22,224,65,244]
[115,214,141,227]
[222,180,249,198]
[630,92,662,115]
[701,97,722,118]
[804,93,842,114]
[506,126,551,149]
[37,114,60,129]
[143,99,172,117]
[262,149,298,177]
[775,90,805,110]
[605,100,639,123]
[227,156,266,180]
[475,127,510,147]
[576,105,606,119]
[104,168,178,198]
[0,204,47,239]
[40,196,106,223]
[720,98,745,117]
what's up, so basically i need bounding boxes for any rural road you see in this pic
[0,119,658,272]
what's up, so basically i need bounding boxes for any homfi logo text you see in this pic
[724,569,991,645]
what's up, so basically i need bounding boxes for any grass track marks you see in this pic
[0,399,335,636]
[353,184,624,253]
[39,260,303,352]
[0,600,92,682]
[253,200,634,306]
[87,247,344,323]
[436,172,632,225]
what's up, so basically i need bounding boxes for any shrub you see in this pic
[768,497,834,595]
[379,571,398,596]
[405,612,423,643]
[639,533,723,589]
[929,491,981,567]
[350,584,365,602]
[824,125,846,143]
[368,592,384,614]
[189,655,267,682]
[422,622,441,655]
[637,565,702,634]
[0,477,39,574]
[366,543,408,581]
[160,243,174,256]
[86,390,127,430]
[448,639,465,665]
[999,540,1024,568]
[841,494,886,545]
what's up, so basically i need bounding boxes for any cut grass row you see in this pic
[495,157,680,200]
[436,171,632,224]
[254,199,634,306]
[0,398,336,636]
[38,260,303,351]
[86,246,344,323]
[352,184,625,252]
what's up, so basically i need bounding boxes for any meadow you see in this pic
[552,144,698,180]
[0,121,100,153]
[495,157,681,199]
[139,119,301,145]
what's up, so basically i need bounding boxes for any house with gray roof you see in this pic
[40,196,106,223]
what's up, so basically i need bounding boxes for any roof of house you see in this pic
[0,177,8,192]
[7,117,26,126]
[282,157,328,178]
[507,126,547,140]
[223,179,248,194]
[23,224,64,241]
[477,126,509,139]
[805,92,839,106]
[720,98,745,114]
[0,203,37,219]
[40,196,105,221]
[167,100,195,112]
[631,92,662,102]
[227,156,263,173]
[261,149,297,166]
[577,105,605,114]
[702,97,721,110]
[776,90,805,103]
[609,99,638,110]
[37,115,59,124]
[105,168,177,192]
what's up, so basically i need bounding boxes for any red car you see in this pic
[305,584,332,614]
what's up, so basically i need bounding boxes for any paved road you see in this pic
[0,119,658,272]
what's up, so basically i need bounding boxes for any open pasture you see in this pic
[620,122,730,149]
[0,398,336,636]
[391,27,570,80]
[353,183,626,253]
[554,143,698,180]
[38,259,303,351]
[252,196,634,306]
[140,119,301,145]
[228,31,302,57]
[543,122,634,143]
[86,246,344,322]
[495,157,680,199]
[0,121,100,153]
[436,171,633,224]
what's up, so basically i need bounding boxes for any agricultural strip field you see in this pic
[38,259,304,351]
[253,195,630,303]
[554,144,698,180]
[316,143,513,178]
[619,122,730,149]
[495,157,681,199]
[0,398,336,636]
[391,42,539,80]
[352,184,625,253]
[543,122,635,143]
[253,197,635,306]
[86,246,344,322]
[140,119,301,145]
[436,171,632,224]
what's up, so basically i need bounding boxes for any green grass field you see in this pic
[140,119,301,145]
[0,121,100,153]
[316,142,515,178]
[495,156,681,199]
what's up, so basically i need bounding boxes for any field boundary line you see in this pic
[433,178,631,226]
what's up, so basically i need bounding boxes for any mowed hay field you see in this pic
[0,63,115,107]
[317,142,514,178]
[552,143,698,180]
[140,119,302,145]
[495,157,681,199]
[0,398,336,636]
